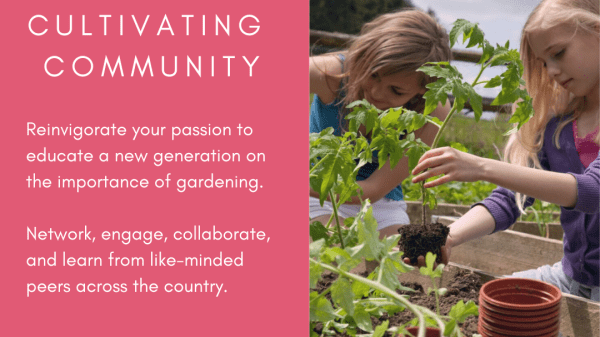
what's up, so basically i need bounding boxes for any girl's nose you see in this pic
[369,79,384,100]
[546,62,561,80]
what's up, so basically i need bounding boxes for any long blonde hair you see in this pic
[506,0,599,210]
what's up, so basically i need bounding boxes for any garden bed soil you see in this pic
[397,223,450,264]
[312,269,482,336]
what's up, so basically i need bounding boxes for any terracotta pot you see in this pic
[479,318,559,336]
[480,311,558,330]
[477,321,559,337]
[479,302,560,323]
[479,298,560,317]
[480,278,561,311]
[400,327,442,337]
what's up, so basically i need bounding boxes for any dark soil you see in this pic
[312,269,481,337]
[397,223,450,265]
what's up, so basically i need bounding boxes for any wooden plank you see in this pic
[430,214,564,240]
[450,229,564,276]
[310,30,483,63]
[406,201,561,223]
[510,220,563,240]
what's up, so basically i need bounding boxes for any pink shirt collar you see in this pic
[573,120,599,168]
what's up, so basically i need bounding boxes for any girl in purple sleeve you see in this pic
[411,0,599,301]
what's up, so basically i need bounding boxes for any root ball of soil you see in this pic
[397,223,450,265]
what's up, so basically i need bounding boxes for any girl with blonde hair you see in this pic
[411,0,599,300]
[310,9,452,238]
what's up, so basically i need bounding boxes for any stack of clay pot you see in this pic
[478,278,562,337]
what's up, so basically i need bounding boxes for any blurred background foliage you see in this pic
[310,0,437,34]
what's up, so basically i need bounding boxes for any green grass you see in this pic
[437,113,511,160]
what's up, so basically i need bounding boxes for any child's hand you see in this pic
[402,235,453,268]
[411,147,485,188]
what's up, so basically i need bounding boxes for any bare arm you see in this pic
[412,148,579,208]
[309,54,343,104]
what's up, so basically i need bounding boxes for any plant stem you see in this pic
[309,288,331,305]
[422,64,489,225]
[471,63,488,87]
[312,259,446,337]
[421,182,427,225]
[329,191,345,249]
[432,278,440,316]
[431,105,458,150]
[309,154,329,175]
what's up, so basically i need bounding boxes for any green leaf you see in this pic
[331,278,355,316]
[465,85,483,121]
[422,252,436,275]
[508,95,534,130]
[484,75,502,88]
[309,261,322,288]
[346,103,380,134]
[450,142,468,153]
[352,277,371,298]
[310,291,336,322]
[309,239,326,258]
[346,98,372,109]
[466,24,484,48]
[380,107,403,129]
[310,221,329,243]
[426,188,438,210]
[373,320,389,337]
[322,247,352,266]
[444,319,457,336]
[451,79,468,112]
[478,40,495,64]
[449,300,479,323]
[378,258,405,291]
[449,19,483,48]
[353,304,373,332]
[418,62,454,79]
[423,79,451,115]
[356,203,385,260]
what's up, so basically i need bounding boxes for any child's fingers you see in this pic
[416,147,447,165]
[412,155,447,175]
[402,256,427,268]
[412,165,446,183]
[423,174,452,188]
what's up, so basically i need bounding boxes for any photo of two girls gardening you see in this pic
[309,0,599,305]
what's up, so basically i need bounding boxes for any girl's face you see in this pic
[361,71,426,111]
[528,24,599,98]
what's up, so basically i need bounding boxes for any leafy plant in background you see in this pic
[309,18,533,336]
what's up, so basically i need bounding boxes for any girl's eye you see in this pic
[392,87,404,95]
[371,72,379,79]
[554,49,565,58]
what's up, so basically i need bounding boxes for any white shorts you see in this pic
[309,196,410,230]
